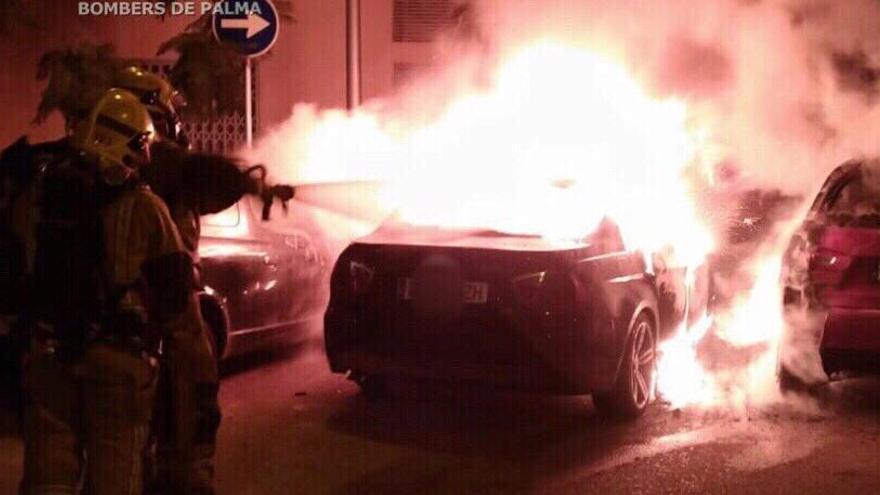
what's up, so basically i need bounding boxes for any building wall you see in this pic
[359,0,439,102]
[256,0,347,134]
[0,1,348,148]
[0,0,453,149]
[0,5,191,145]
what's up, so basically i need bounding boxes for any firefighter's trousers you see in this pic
[20,344,158,495]
[148,304,220,495]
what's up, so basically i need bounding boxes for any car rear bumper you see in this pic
[821,309,880,373]
[822,309,880,352]
[331,350,597,393]
[324,306,620,395]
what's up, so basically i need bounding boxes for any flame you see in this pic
[252,40,714,261]
[657,256,787,410]
[657,313,716,408]
[714,257,784,347]
[392,42,714,262]
[254,38,815,411]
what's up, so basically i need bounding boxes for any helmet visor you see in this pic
[127,132,152,154]
[148,110,190,149]
[95,114,153,164]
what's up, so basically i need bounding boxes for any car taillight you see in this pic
[810,253,842,268]
[349,260,374,296]
[809,250,851,286]
[512,270,576,323]
[809,251,852,270]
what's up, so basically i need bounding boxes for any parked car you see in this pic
[0,196,328,407]
[197,195,330,359]
[780,158,880,386]
[324,218,709,417]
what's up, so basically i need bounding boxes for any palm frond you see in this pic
[34,44,120,125]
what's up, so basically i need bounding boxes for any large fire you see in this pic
[657,257,787,410]
[258,41,714,261]
[391,42,714,265]
[250,37,796,411]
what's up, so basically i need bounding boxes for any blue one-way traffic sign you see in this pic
[212,0,279,58]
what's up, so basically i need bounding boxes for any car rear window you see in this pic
[826,167,880,228]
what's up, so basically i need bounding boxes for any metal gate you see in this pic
[132,60,257,153]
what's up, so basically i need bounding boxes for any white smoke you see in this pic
[245,0,880,410]
[249,0,880,197]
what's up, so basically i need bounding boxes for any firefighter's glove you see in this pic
[272,184,295,202]
[260,185,295,220]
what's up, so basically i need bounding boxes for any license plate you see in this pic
[398,278,489,304]
[463,281,489,304]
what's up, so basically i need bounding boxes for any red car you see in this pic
[781,159,880,386]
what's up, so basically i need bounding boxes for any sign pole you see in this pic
[245,57,253,149]
[345,0,361,110]
[212,0,280,149]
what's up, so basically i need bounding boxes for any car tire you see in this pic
[777,308,829,396]
[777,360,830,397]
[777,363,806,393]
[204,324,220,363]
[593,312,656,419]
[352,373,389,400]
[199,295,228,362]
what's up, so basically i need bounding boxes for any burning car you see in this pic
[324,217,709,418]
[780,159,880,387]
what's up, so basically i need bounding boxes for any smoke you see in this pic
[244,1,880,409]
[481,0,880,195]
[248,0,880,201]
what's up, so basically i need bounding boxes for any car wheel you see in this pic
[593,312,656,418]
[777,363,806,393]
[199,295,228,361]
[351,372,389,400]
[777,309,829,396]
[777,360,829,397]
[204,324,220,363]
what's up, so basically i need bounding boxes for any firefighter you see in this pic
[1,137,69,411]
[115,66,291,495]
[18,88,201,494]
[112,65,220,495]
[115,66,291,256]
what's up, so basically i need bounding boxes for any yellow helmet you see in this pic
[115,66,189,148]
[72,88,155,185]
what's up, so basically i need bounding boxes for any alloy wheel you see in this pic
[630,320,656,409]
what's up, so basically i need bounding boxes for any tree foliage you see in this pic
[0,0,37,36]
[31,1,294,123]
[156,2,294,118]
[157,14,245,118]
[34,44,121,126]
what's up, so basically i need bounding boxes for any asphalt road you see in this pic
[1,341,879,494]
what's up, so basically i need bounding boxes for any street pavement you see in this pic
[1,341,879,494]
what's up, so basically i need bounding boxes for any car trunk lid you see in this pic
[335,240,595,366]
